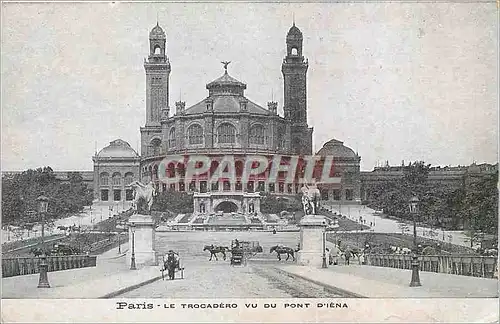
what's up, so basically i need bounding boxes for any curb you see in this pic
[99,249,129,260]
[100,274,163,298]
[274,268,367,298]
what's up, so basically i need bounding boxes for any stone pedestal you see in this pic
[297,215,327,267]
[127,214,157,267]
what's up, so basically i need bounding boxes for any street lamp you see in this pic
[36,195,50,288]
[409,196,422,287]
[130,222,137,270]
[323,218,339,268]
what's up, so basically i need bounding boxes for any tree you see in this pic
[152,190,193,214]
[459,172,498,236]
[1,167,93,225]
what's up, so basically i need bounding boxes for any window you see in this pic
[200,181,207,193]
[278,182,284,193]
[269,183,275,193]
[211,182,219,191]
[291,48,298,55]
[247,181,254,193]
[223,181,231,191]
[333,190,341,201]
[112,172,121,186]
[151,138,161,155]
[154,46,161,54]
[113,190,121,201]
[287,183,293,193]
[126,189,134,201]
[124,173,134,186]
[236,181,242,191]
[217,123,236,144]
[100,172,109,186]
[168,128,176,148]
[189,181,196,192]
[346,189,353,201]
[188,124,204,145]
[257,181,265,192]
[200,202,206,214]
[277,129,285,149]
[249,125,265,145]
[179,182,185,191]
[249,202,255,214]
[101,189,109,201]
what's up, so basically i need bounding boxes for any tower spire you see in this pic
[293,13,295,26]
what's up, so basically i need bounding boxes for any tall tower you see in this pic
[281,23,312,155]
[140,23,170,160]
[144,23,171,126]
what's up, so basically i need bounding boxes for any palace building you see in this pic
[92,22,363,211]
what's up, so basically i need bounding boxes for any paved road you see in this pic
[120,231,341,298]
[2,202,132,243]
[323,203,475,248]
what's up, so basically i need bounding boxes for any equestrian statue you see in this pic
[301,183,321,215]
[130,181,157,214]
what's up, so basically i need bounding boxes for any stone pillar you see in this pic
[297,215,327,267]
[127,214,157,267]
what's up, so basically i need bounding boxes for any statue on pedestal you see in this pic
[301,183,321,215]
[130,181,157,214]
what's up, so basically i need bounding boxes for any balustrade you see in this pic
[2,255,97,278]
[365,254,497,279]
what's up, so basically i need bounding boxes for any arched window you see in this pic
[200,202,206,214]
[168,128,176,148]
[291,48,298,55]
[217,123,236,144]
[249,124,265,145]
[112,172,121,186]
[188,124,204,145]
[154,46,161,54]
[151,138,161,155]
[124,172,134,186]
[153,165,159,180]
[249,202,255,214]
[100,172,109,186]
[277,128,285,149]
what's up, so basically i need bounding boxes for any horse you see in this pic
[203,245,229,261]
[130,181,157,213]
[301,184,321,215]
[270,245,297,261]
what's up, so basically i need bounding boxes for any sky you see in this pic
[1,2,498,171]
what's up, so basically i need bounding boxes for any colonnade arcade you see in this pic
[140,155,360,203]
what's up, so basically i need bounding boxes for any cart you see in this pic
[160,254,185,280]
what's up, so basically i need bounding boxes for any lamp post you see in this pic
[323,219,339,269]
[36,195,50,288]
[130,223,137,270]
[322,230,328,269]
[409,196,422,287]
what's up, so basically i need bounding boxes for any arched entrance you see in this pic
[215,201,238,213]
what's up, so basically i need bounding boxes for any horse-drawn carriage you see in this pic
[230,240,262,266]
[160,251,185,280]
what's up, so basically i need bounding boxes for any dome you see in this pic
[96,139,139,158]
[149,23,166,40]
[206,71,247,89]
[287,24,303,41]
[206,70,247,96]
[316,139,357,158]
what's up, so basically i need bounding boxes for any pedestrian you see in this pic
[344,251,351,265]
[359,253,365,265]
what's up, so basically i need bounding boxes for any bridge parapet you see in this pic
[365,253,498,279]
[2,255,97,278]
